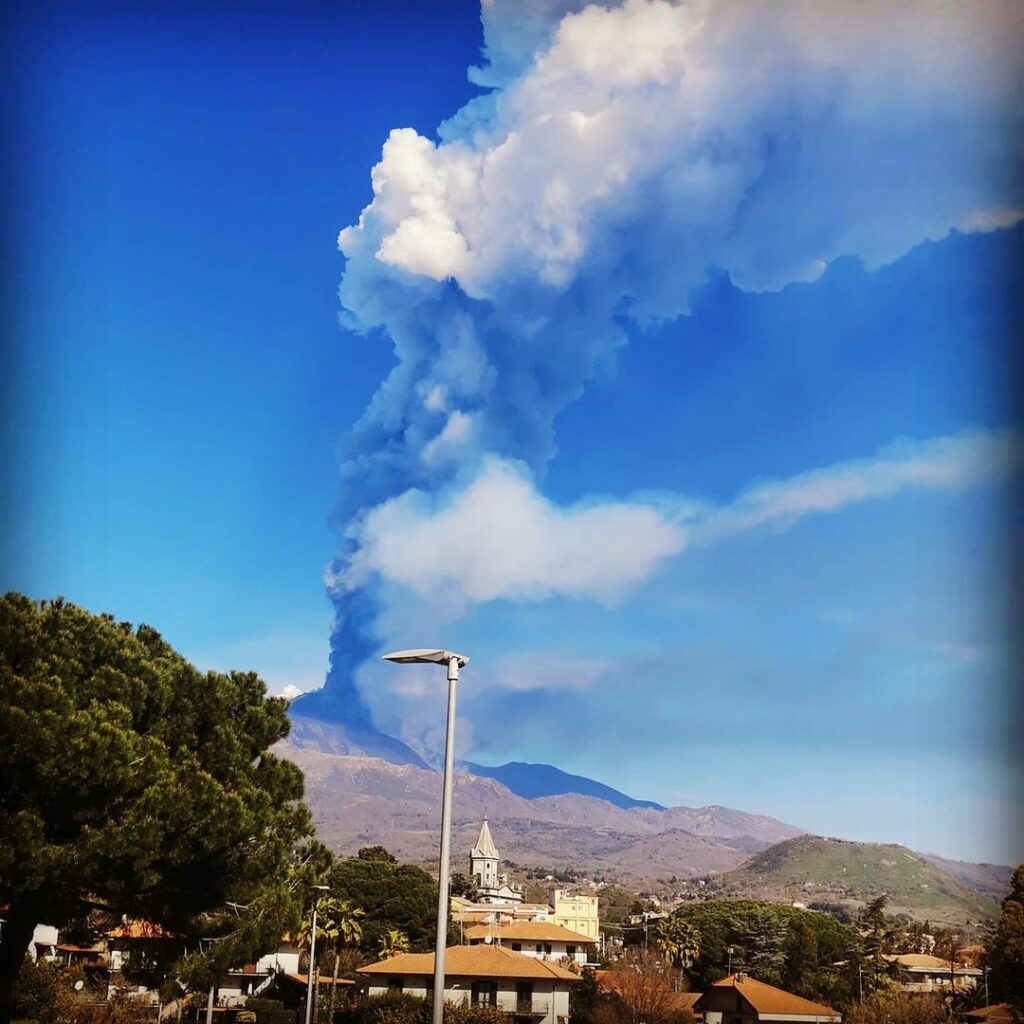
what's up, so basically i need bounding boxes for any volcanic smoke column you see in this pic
[290,0,1024,749]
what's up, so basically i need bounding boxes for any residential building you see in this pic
[550,890,600,941]
[452,899,553,929]
[465,921,595,966]
[361,944,579,1024]
[695,974,841,1024]
[883,954,982,993]
[470,818,524,905]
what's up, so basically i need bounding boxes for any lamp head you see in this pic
[381,648,469,668]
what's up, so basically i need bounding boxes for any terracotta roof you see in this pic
[698,975,839,1019]
[884,954,979,972]
[361,945,580,982]
[465,922,594,944]
[283,972,355,986]
[965,1005,1020,1024]
[673,992,702,1011]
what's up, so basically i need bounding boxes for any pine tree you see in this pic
[0,594,315,1023]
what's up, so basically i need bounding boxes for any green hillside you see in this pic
[715,835,999,925]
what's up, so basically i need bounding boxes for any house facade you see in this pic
[883,954,982,994]
[696,974,841,1024]
[464,921,595,966]
[550,891,600,942]
[361,944,579,1024]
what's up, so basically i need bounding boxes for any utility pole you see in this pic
[305,884,329,1024]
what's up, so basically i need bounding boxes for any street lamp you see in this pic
[382,648,470,1024]
[305,884,330,1024]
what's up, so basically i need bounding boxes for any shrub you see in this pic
[245,997,298,1024]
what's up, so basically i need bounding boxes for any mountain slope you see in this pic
[919,853,1014,902]
[277,742,803,879]
[462,760,666,810]
[714,834,1000,925]
[288,713,429,768]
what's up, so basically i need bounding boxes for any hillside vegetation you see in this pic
[715,835,999,925]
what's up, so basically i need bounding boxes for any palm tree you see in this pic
[378,929,410,959]
[299,896,364,1023]
[653,917,700,984]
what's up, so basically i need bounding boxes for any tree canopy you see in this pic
[984,864,1024,1008]
[661,900,862,1007]
[0,594,315,1022]
[328,851,438,955]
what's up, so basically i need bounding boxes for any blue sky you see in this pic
[4,0,1021,864]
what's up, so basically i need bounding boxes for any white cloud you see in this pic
[278,684,305,701]
[342,457,686,605]
[693,430,1022,545]
[337,430,1019,607]
[340,0,1024,316]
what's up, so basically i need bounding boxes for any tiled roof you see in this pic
[465,922,594,944]
[673,992,702,1011]
[283,972,355,986]
[885,954,978,972]
[699,975,840,1019]
[965,1005,1020,1023]
[361,944,580,982]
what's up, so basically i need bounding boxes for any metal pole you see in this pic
[432,656,460,1024]
[205,985,214,1024]
[305,898,320,1024]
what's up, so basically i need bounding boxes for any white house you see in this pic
[361,944,579,1024]
[464,922,595,967]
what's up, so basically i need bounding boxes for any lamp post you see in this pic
[382,649,470,1024]
[305,884,330,1024]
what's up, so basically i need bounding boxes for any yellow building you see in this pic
[550,889,599,941]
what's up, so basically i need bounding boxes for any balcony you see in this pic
[494,999,549,1017]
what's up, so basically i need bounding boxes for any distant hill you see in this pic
[919,853,1014,902]
[277,742,803,879]
[462,760,666,810]
[714,834,1000,925]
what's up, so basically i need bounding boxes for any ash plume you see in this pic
[291,0,1023,755]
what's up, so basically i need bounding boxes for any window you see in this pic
[512,943,522,952]
[387,978,403,994]
[472,981,498,1007]
[567,946,576,957]
[516,982,534,1011]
